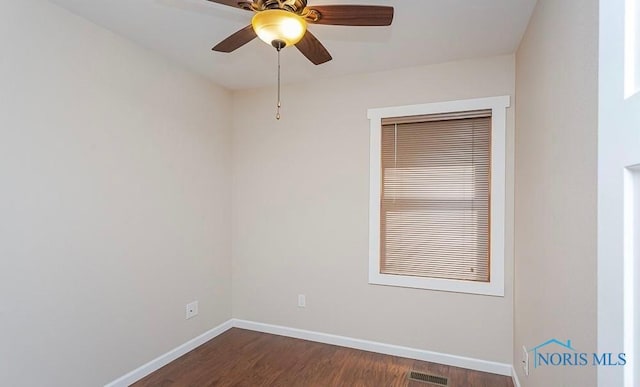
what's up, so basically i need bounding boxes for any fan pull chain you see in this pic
[276,45,281,120]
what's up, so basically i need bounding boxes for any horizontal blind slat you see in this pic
[381,109,492,125]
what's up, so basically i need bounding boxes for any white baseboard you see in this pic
[232,319,513,377]
[512,365,522,387]
[104,319,234,387]
[106,318,514,386]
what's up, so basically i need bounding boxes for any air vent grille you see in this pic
[407,370,449,386]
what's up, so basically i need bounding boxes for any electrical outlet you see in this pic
[186,301,198,319]
[522,345,529,376]
[298,294,306,308]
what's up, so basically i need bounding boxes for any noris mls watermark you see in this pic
[529,338,626,368]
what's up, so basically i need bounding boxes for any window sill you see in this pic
[369,272,504,297]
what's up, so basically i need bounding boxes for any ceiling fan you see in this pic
[208,0,394,65]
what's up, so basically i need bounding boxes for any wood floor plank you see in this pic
[132,328,514,387]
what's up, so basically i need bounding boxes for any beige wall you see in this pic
[0,1,232,386]
[514,0,598,385]
[232,55,516,364]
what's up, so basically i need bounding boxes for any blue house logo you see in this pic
[529,338,626,369]
[529,339,579,368]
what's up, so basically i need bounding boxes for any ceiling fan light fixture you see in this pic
[251,10,307,48]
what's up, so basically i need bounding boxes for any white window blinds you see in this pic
[379,110,491,282]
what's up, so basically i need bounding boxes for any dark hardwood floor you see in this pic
[132,328,514,387]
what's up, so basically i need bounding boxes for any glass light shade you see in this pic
[251,10,307,47]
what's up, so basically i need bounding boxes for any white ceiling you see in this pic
[49,0,537,90]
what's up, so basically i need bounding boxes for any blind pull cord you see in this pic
[393,123,397,204]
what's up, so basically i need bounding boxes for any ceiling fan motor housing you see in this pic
[253,0,307,13]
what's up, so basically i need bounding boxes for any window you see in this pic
[368,96,509,296]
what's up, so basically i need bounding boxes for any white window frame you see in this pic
[367,96,510,297]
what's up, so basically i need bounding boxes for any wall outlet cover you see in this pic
[186,301,199,319]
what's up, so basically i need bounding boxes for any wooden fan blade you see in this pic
[212,25,257,52]
[307,5,394,26]
[295,30,332,65]
[206,0,251,11]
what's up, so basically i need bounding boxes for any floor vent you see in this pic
[407,370,449,386]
